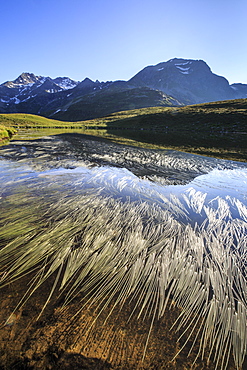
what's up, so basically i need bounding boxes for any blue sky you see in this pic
[1,0,247,85]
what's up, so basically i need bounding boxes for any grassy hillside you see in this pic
[102,99,247,161]
[0,99,246,161]
[99,98,247,131]
[0,124,16,142]
[0,113,83,129]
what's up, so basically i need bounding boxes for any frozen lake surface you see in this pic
[1,133,246,223]
[0,133,246,369]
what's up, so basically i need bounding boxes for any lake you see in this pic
[0,132,246,369]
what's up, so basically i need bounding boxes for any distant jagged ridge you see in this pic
[0,58,247,121]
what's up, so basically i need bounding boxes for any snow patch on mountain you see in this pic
[53,77,79,90]
[46,89,62,93]
[175,62,193,75]
[1,74,78,93]
[13,97,20,104]
[0,74,81,107]
[1,61,247,119]
[21,96,31,102]
[175,66,191,74]
[58,80,78,90]
[174,61,192,66]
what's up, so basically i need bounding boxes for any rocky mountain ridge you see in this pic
[1,59,247,121]
[129,58,245,104]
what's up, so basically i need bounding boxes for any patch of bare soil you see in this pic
[0,274,239,370]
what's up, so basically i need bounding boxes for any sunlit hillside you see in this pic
[1,98,246,161]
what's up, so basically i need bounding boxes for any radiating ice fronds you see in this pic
[183,187,207,214]
[232,198,247,222]
[0,170,247,369]
[1,139,247,369]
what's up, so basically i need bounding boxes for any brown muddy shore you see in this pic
[0,272,240,370]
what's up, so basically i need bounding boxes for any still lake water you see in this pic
[0,133,247,369]
[1,133,247,219]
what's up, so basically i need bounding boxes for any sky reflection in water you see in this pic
[0,134,247,225]
[0,136,247,369]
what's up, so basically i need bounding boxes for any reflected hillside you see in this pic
[1,98,247,162]
[0,135,247,369]
[0,126,247,369]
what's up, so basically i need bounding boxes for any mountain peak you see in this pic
[0,58,247,119]
[153,58,211,74]
[1,73,79,92]
[52,77,79,90]
[15,72,43,84]
[3,72,44,88]
[76,77,96,89]
[128,58,233,104]
[168,57,201,63]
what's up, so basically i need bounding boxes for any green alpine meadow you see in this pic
[1,98,247,161]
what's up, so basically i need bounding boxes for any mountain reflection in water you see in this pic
[0,133,246,370]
